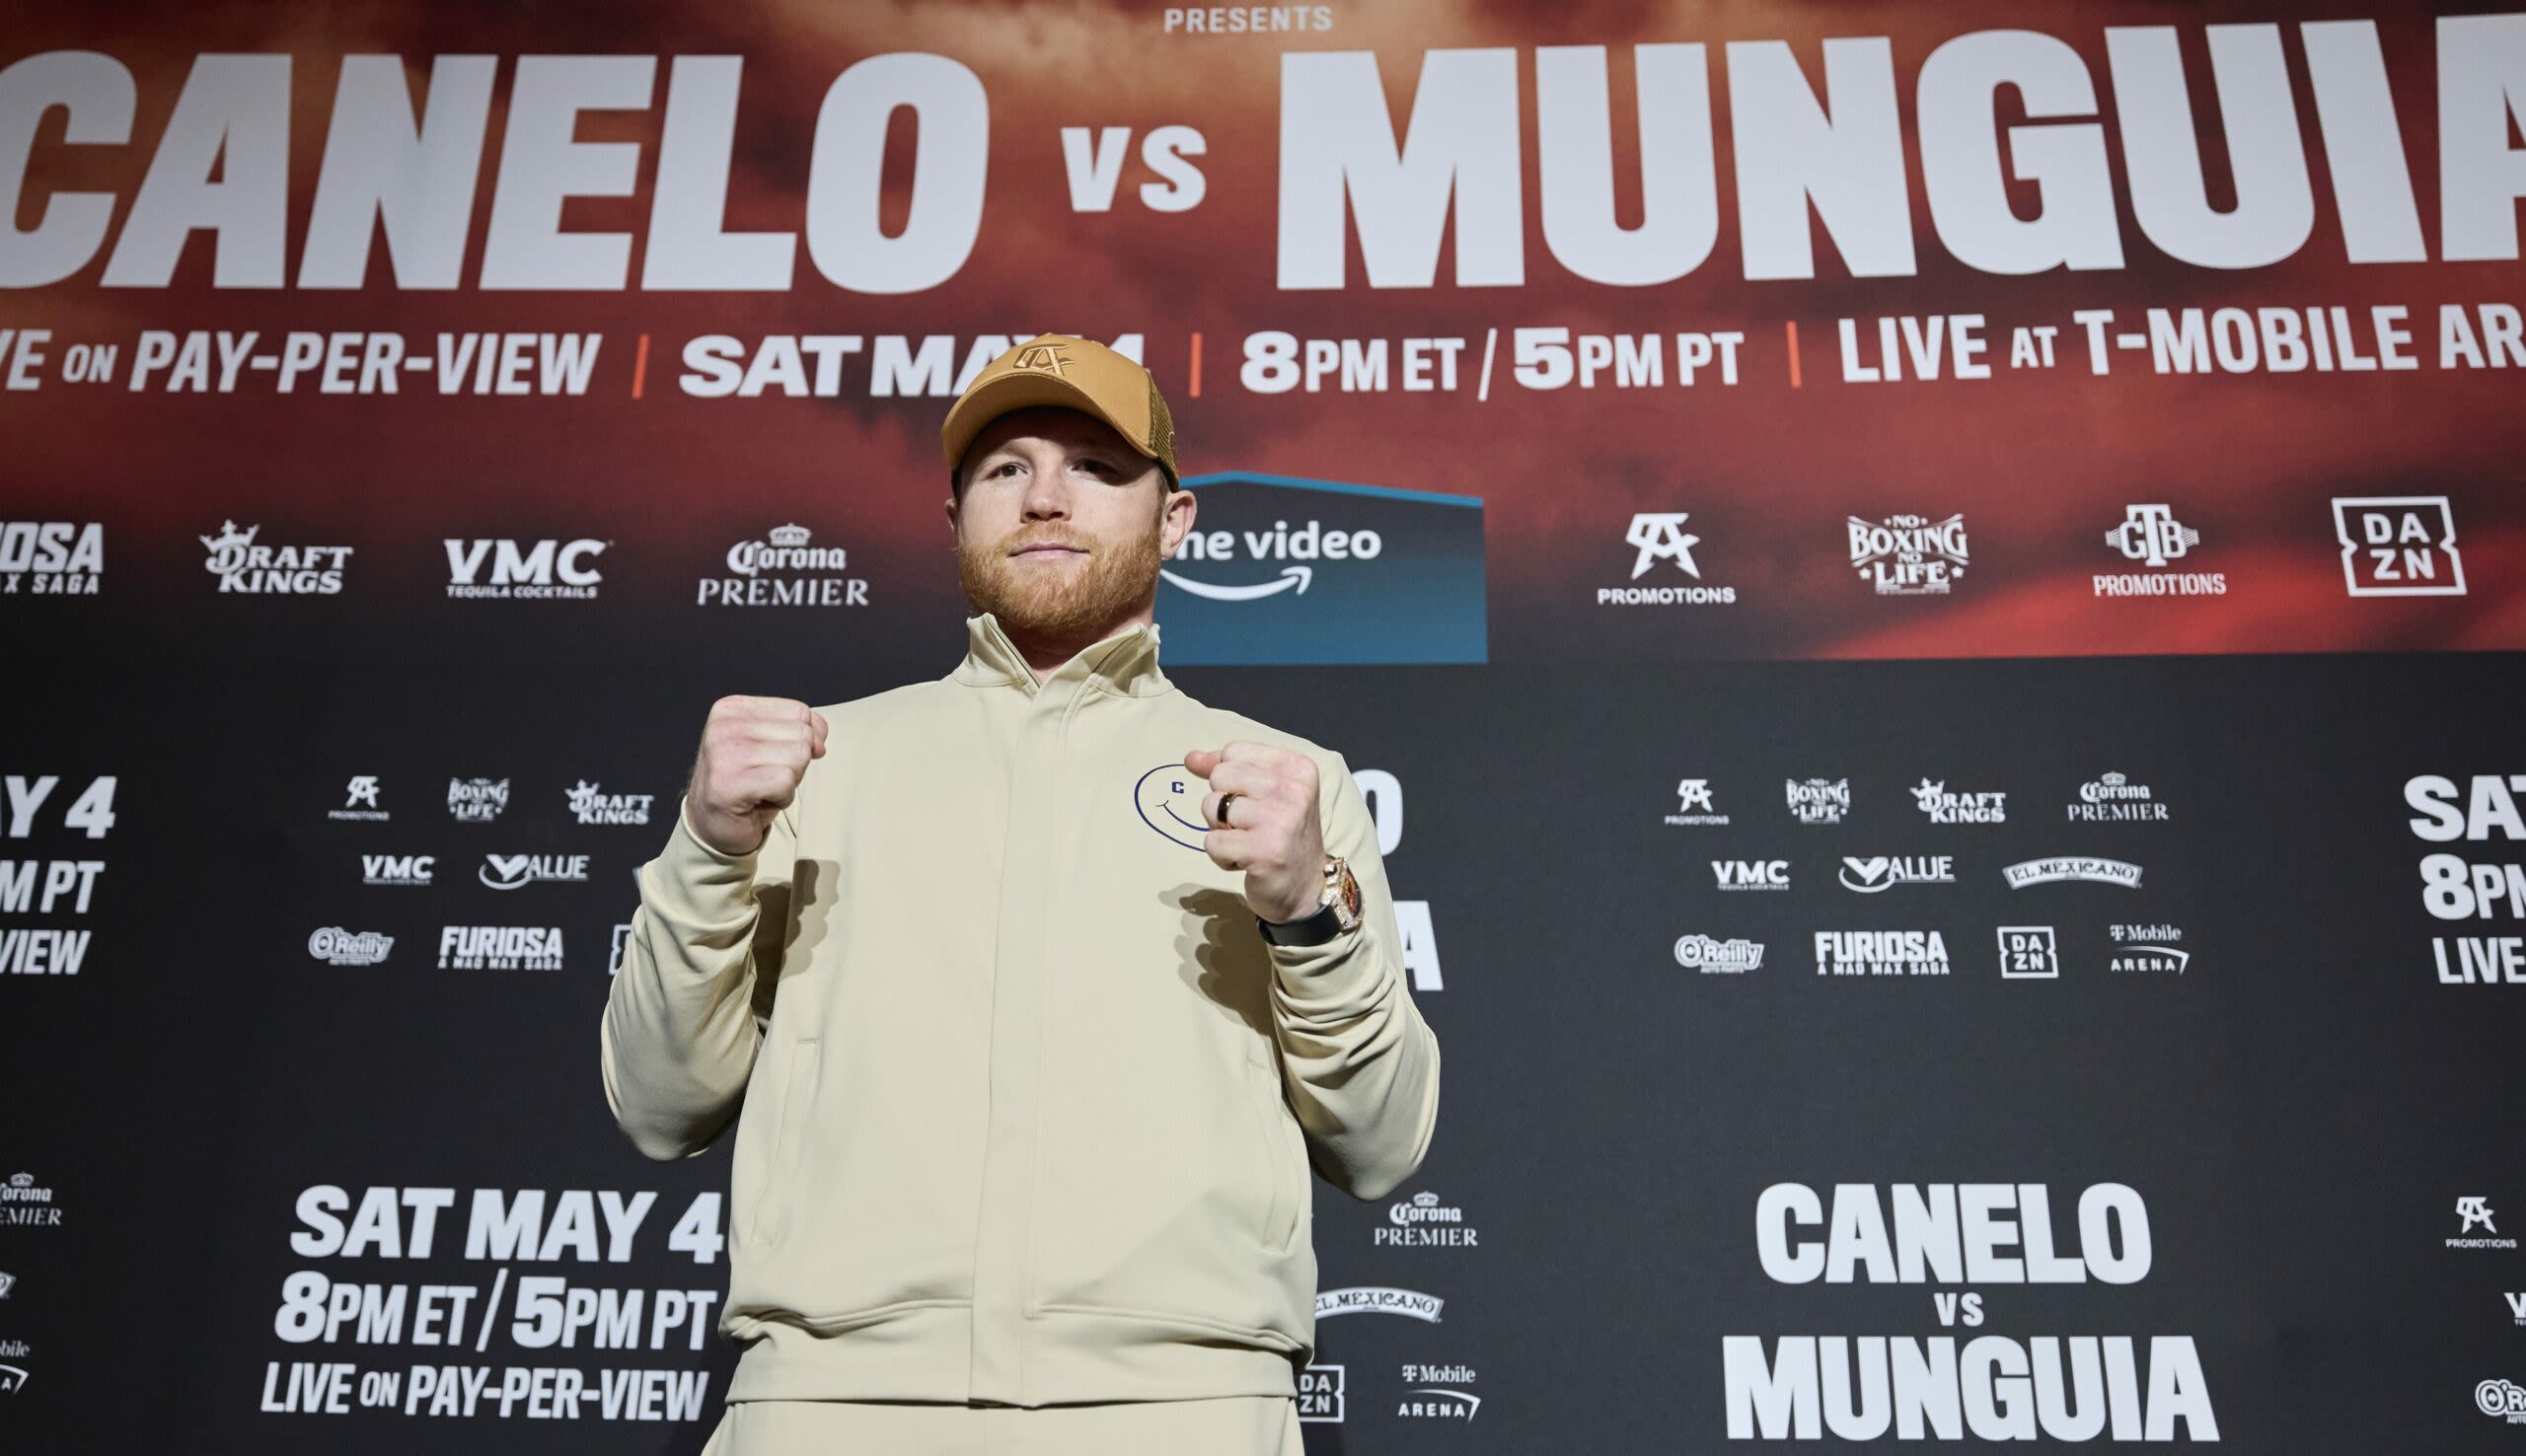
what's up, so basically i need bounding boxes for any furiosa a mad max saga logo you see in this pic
[1155,473,1484,665]
[1848,514,1968,596]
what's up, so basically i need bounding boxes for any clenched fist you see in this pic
[1184,741,1326,924]
[685,695,828,856]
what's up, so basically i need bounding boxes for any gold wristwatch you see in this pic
[1257,854,1364,947]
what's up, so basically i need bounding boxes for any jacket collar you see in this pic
[952,612,1172,697]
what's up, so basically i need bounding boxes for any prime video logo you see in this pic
[1156,473,1486,665]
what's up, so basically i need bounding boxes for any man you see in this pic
[601,333,1442,1455]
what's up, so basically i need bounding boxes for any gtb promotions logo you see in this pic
[1713,859,1790,893]
[2110,923,2190,974]
[1376,1190,1477,1248]
[2098,505,2225,598]
[2004,856,2144,889]
[1299,1364,1345,1423]
[200,521,350,595]
[1848,513,1968,595]
[2069,771,2168,822]
[329,775,388,822]
[0,521,102,595]
[445,538,606,600]
[1398,1364,1481,1421]
[704,524,867,608]
[307,927,393,967]
[1315,1287,1445,1322]
[1815,930,1952,977]
[1787,778,1850,825]
[1912,778,2006,825]
[1999,926,2061,979]
[438,926,563,971]
[360,853,433,887]
[1839,855,1956,893]
[1665,778,1730,828]
[1599,512,1737,607]
[480,853,591,890]
[2334,496,2464,597]
[566,780,653,827]
[2453,1197,2519,1251]
[447,777,509,823]
[0,1172,59,1228]
[1674,934,1765,974]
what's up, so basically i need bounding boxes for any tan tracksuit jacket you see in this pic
[600,612,1442,1406]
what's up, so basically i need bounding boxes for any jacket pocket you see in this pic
[751,1036,820,1244]
[1246,1058,1302,1256]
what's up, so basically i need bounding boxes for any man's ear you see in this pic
[1159,483,1198,555]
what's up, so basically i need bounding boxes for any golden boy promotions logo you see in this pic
[1011,341,1071,376]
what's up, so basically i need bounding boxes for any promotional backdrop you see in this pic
[5,2,2525,1450]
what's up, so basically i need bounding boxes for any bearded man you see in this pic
[601,333,1443,1456]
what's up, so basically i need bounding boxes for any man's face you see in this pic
[948,406,1196,642]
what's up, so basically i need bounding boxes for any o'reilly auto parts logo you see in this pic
[1156,473,1484,665]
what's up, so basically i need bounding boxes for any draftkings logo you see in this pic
[0,522,102,595]
[201,521,351,595]
[566,781,653,827]
[2335,496,2464,597]
[1912,778,2006,824]
[1848,513,1968,595]
[1599,512,1736,607]
[1787,778,1850,825]
[447,777,510,823]
[1665,778,1730,828]
[1674,934,1765,974]
[2454,1197,2519,1250]
[330,775,389,822]
[2098,504,2225,598]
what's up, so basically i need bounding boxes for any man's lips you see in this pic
[1010,543,1086,557]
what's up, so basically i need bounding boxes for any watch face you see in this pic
[1333,862,1363,922]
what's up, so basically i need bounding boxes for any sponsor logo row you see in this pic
[1670,773,2168,828]
[1709,856,2145,893]
[1675,924,2187,979]
[1600,496,2466,606]
[0,522,867,608]
[332,776,654,828]
[3,496,2463,612]
[306,923,629,971]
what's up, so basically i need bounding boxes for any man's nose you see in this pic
[1021,470,1071,519]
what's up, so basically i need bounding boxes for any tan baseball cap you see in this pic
[940,333,1180,489]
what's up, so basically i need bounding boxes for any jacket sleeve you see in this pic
[1264,750,1442,1201]
[600,796,796,1161]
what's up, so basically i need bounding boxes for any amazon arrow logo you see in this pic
[1160,564,1311,601]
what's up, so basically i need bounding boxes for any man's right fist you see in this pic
[685,695,828,856]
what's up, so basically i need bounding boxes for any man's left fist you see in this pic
[1183,741,1326,925]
